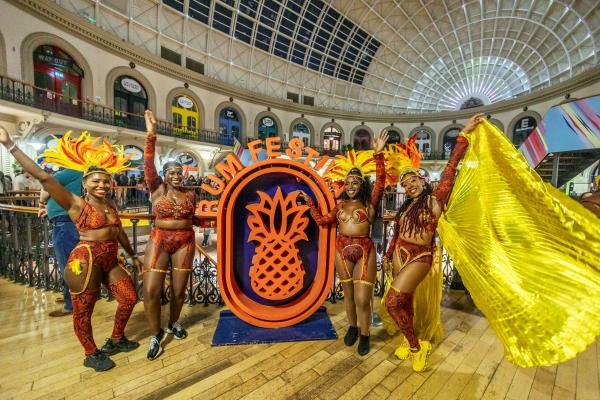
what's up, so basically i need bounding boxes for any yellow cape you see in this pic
[438,120,600,367]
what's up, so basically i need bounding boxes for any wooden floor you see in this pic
[0,278,598,400]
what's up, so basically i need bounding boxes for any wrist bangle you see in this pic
[7,143,17,152]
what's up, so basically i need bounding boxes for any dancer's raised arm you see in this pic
[0,127,81,213]
[144,110,164,198]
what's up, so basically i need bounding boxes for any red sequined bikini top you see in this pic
[76,201,121,232]
[153,191,195,220]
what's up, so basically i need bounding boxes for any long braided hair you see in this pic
[395,175,433,237]
[340,167,373,207]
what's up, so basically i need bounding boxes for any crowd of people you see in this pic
[0,110,597,374]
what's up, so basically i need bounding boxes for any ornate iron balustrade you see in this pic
[0,200,458,309]
[0,75,233,146]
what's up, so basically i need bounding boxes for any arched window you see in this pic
[292,122,310,146]
[443,128,461,157]
[323,125,342,155]
[353,129,371,150]
[387,129,402,145]
[114,76,148,129]
[412,128,432,154]
[219,107,242,139]
[257,116,278,139]
[171,95,199,131]
[33,45,83,115]
[512,116,538,147]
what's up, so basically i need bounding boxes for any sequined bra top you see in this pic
[336,206,369,224]
[153,191,195,220]
[75,201,121,232]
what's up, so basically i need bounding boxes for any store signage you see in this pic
[177,96,194,109]
[262,117,274,127]
[121,78,142,93]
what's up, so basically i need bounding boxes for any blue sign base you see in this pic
[211,306,338,346]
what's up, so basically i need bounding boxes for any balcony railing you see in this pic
[0,75,234,146]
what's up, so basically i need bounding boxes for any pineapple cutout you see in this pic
[246,188,310,300]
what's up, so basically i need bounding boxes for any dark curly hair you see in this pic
[341,168,373,207]
[395,175,433,237]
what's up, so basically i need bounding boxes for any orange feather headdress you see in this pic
[384,135,421,185]
[324,150,376,183]
[38,131,135,177]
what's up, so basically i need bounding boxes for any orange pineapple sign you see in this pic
[213,141,336,328]
[246,188,309,301]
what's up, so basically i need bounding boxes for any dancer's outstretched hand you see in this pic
[0,126,12,146]
[296,190,309,203]
[145,110,157,135]
[463,113,486,133]
[373,129,389,153]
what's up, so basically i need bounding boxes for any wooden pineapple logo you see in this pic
[246,188,309,300]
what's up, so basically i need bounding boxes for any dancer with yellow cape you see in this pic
[381,114,600,371]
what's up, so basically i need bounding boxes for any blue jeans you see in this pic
[51,216,80,311]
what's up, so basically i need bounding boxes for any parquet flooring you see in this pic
[0,278,598,400]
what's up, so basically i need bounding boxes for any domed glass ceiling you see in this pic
[60,0,599,114]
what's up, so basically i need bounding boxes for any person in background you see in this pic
[14,171,42,191]
[39,168,83,317]
[202,223,212,247]
[580,185,600,218]
[5,175,13,193]
[0,172,6,195]
[114,172,128,208]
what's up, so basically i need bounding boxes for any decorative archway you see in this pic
[383,126,404,144]
[409,126,435,155]
[165,87,206,131]
[214,101,247,143]
[508,111,542,146]
[254,111,283,140]
[350,125,374,150]
[105,66,157,113]
[321,122,344,154]
[488,118,505,133]
[289,117,315,146]
[21,32,93,100]
[440,123,465,156]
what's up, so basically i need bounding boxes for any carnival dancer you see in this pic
[299,130,388,356]
[383,113,484,372]
[0,127,143,372]
[142,110,198,360]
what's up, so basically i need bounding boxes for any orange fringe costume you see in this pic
[144,134,197,273]
[307,151,385,285]
[39,131,137,356]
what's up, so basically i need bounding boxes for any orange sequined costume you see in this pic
[69,201,137,355]
[144,134,197,271]
[385,135,468,351]
[308,152,385,284]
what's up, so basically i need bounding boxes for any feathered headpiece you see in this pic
[39,131,135,177]
[384,135,421,184]
[324,150,376,183]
